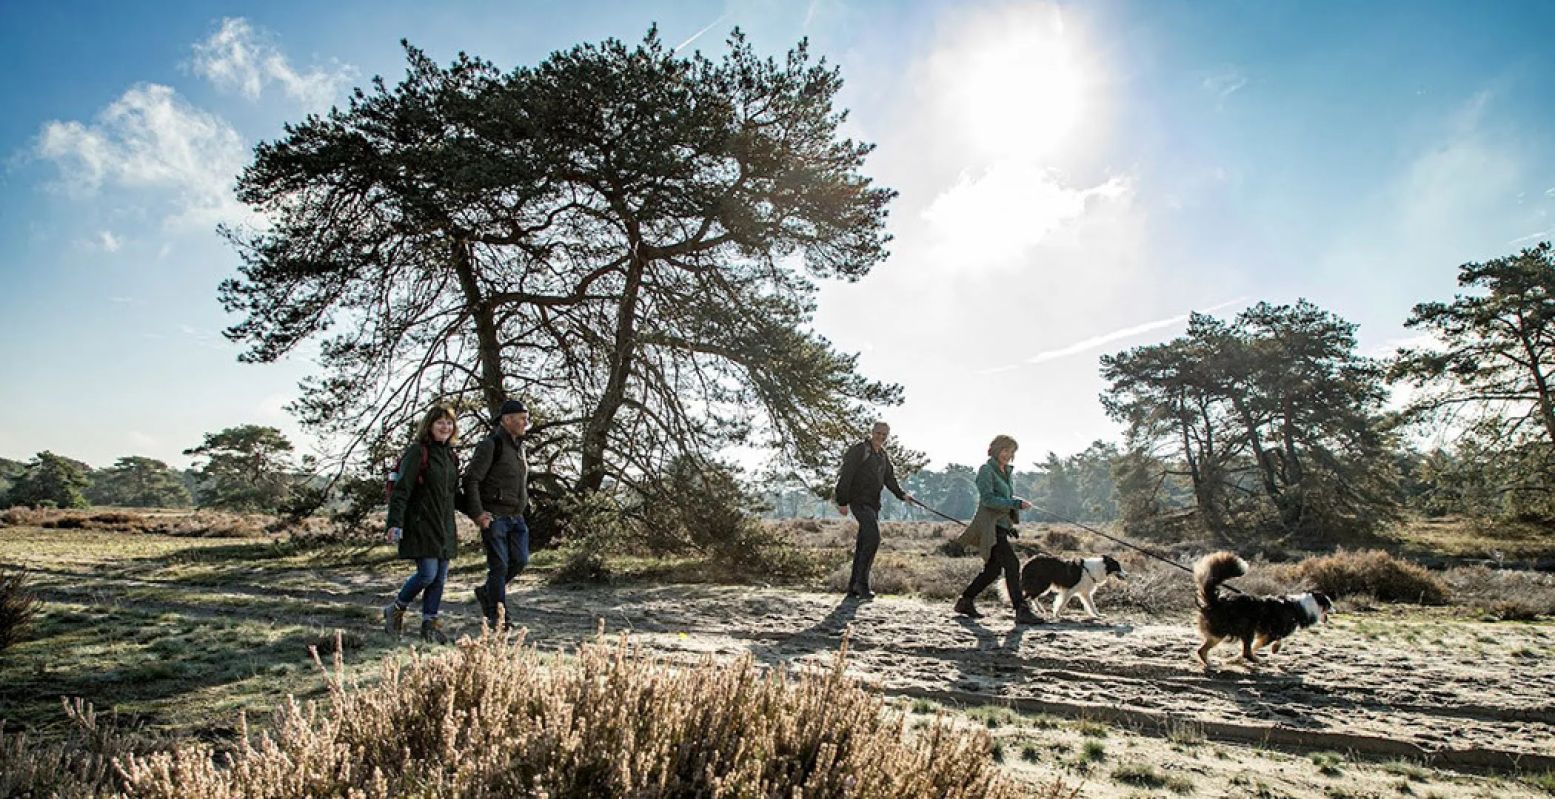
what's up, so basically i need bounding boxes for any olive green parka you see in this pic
[386,440,459,560]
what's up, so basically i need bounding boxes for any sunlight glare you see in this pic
[949,11,1086,161]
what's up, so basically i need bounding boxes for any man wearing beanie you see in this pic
[463,398,531,627]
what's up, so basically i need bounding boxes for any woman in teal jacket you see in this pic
[382,404,461,644]
[953,434,1042,625]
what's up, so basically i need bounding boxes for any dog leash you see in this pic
[909,497,1242,595]
[1023,502,1244,595]
[905,496,1057,558]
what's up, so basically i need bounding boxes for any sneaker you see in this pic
[953,596,982,618]
[383,603,405,635]
[1014,604,1045,626]
[420,618,450,644]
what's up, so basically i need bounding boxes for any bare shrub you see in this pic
[1296,549,1448,604]
[0,699,168,798]
[0,569,37,652]
[113,631,1025,798]
[1441,564,1555,620]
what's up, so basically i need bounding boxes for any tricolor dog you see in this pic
[1193,551,1332,667]
[1019,555,1128,619]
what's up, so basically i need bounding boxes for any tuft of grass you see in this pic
[1075,719,1109,738]
[1310,751,1346,776]
[1165,717,1206,747]
[1112,762,1194,793]
[1081,740,1107,762]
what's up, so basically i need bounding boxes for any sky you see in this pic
[2,0,1553,472]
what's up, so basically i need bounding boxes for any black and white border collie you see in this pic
[1020,555,1128,620]
[1193,551,1332,668]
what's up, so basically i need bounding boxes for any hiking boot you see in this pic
[382,603,405,636]
[474,584,494,618]
[1014,603,1044,626]
[420,618,450,645]
[953,596,982,618]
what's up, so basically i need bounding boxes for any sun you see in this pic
[943,8,1088,161]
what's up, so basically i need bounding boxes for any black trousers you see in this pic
[847,502,880,592]
[961,527,1021,608]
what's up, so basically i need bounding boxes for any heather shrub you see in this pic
[0,699,167,798]
[114,630,1024,798]
[0,568,37,651]
[1296,549,1448,604]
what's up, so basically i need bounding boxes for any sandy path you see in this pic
[26,570,1555,774]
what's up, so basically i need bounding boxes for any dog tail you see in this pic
[1194,551,1247,609]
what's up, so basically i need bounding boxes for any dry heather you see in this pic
[0,507,333,538]
[0,568,36,651]
[5,629,1038,799]
[1296,549,1449,604]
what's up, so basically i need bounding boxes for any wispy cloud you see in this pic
[979,297,1248,373]
[674,14,726,53]
[98,230,121,252]
[191,18,353,108]
[1202,66,1247,106]
[35,83,250,229]
[1510,229,1553,246]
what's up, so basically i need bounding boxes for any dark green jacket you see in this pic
[462,430,529,519]
[387,441,459,560]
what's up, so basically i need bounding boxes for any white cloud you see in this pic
[98,231,121,252]
[35,83,250,229]
[1023,297,1247,365]
[921,162,1130,269]
[191,17,353,109]
[1202,67,1247,105]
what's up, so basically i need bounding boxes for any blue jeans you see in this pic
[482,515,530,613]
[395,557,450,619]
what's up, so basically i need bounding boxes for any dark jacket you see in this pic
[386,440,459,560]
[462,429,529,519]
[834,440,905,510]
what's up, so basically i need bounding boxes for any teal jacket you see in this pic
[954,458,1022,559]
[386,440,460,560]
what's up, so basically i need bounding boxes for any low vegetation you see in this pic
[0,568,36,651]
[2,630,1031,799]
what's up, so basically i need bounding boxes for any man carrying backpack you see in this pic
[464,398,531,628]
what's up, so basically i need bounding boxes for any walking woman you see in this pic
[383,404,461,644]
[954,434,1043,625]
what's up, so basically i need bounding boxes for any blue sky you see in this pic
[2,0,1552,471]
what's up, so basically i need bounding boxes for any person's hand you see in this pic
[902,492,915,503]
[1018,499,1033,511]
[477,512,493,529]
[386,527,402,544]
[1007,527,1021,539]
[836,505,849,517]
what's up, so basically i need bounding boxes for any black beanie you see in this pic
[497,399,528,418]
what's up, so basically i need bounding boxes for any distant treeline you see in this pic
[764,244,1555,548]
